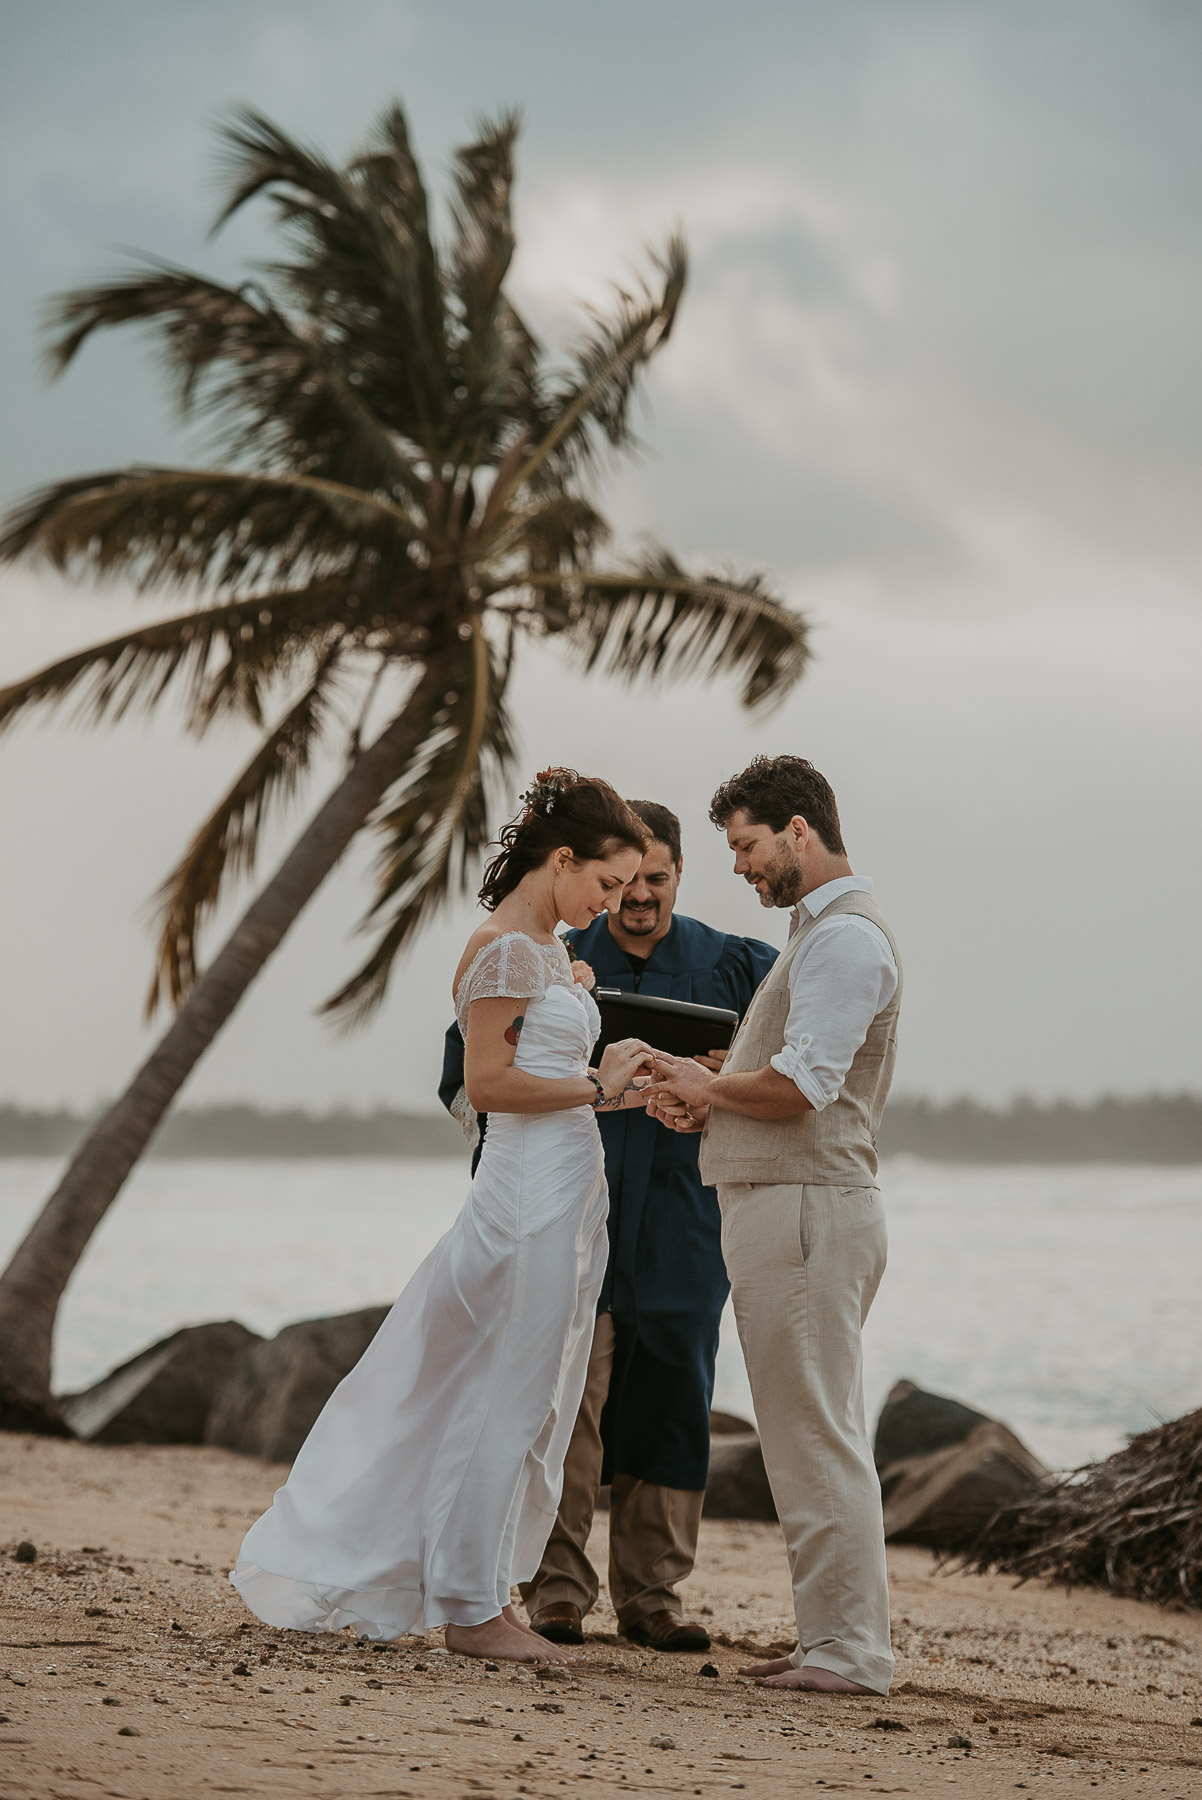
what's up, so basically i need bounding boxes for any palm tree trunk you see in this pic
[0,670,444,1431]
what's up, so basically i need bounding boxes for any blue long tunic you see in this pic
[438,911,777,1490]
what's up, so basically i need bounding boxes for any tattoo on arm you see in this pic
[594,1081,637,1111]
[503,1015,524,1047]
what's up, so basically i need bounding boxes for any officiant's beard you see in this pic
[752,842,804,909]
[617,894,663,936]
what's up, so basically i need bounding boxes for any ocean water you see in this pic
[1,1156,1199,1470]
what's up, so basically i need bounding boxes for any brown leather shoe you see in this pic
[529,1602,585,1646]
[621,1609,711,1652]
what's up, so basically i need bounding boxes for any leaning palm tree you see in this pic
[0,103,809,1432]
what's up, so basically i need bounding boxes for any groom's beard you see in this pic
[750,843,803,909]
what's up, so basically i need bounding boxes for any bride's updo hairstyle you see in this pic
[478,768,650,911]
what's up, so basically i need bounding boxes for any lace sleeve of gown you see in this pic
[449,936,562,1139]
[454,932,559,1033]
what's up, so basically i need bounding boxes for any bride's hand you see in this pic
[595,1037,655,1101]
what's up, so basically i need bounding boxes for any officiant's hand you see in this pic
[647,1053,716,1112]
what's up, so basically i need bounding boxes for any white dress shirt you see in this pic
[768,876,898,1112]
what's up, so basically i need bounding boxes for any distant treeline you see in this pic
[0,1103,467,1159]
[1,1093,1201,1163]
[876,1093,1202,1164]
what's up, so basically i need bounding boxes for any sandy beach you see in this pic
[2,1436,1200,1800]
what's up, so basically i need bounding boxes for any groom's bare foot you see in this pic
[737,1654,874,1693]
[445,1615,576,1664]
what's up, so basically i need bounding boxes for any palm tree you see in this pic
[0,104,809,1432]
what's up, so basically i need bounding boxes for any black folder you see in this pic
[593,989,739,1060]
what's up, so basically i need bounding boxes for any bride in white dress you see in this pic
[230,769,654,1664]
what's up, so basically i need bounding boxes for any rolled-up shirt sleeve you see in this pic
[769,916,898,1111]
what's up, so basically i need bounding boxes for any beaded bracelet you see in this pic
[586,1072,606,1108]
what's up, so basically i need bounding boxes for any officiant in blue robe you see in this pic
[440,800,776,1650]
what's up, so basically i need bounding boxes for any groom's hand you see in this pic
[647,1090,708,1133]
[647,1053,716,1111]
[692,1047,728,1073]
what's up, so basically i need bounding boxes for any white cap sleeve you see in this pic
[454,933,557,1035]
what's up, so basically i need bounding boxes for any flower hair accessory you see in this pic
[518,766,578,819]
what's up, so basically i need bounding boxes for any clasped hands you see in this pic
[643,1048,727,1133]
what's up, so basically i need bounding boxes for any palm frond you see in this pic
[322,629,516,1026]
[214,106,451,454]
[490,492,610,574]
[46,264,419,498]
[449,110,519,328]
[522,553,810,710]
[485,235,687,521]
[147,640,350,1013]
[351,104,446,374]
[444,113,536,469]
[0,587,351,738]
[0,466,416,596]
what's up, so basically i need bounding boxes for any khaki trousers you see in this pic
[520,1312,704,1630]
[719,1180,893,1695]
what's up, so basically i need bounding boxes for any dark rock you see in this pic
[102,1696,121,1706]
[60,1321,262,1445]
[117,1725,141,1737]
[699,1663,719,1678]
[948,1735,973,1750]
[703,1432,776,1522]
[874,1379,992,1470]
[14,1540,36,1563]
[870,1717,908,1732]
[0,1387,72,1436]
[710,1410,756,1436]
[880,1419,1049,1548]
[206,1306,391,1461]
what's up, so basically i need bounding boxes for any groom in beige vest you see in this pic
[647,754,900,1696]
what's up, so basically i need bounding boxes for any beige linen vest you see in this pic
[698,890,902,1188]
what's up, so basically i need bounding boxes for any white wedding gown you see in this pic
[230,933,608,1638]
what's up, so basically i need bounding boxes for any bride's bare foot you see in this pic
[501,1603,584,1661]
[501,1603,557,1643]
[738,1654,874,1692]
[445,1615,576,1664]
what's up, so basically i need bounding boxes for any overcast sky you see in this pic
[1,0,1200,1114]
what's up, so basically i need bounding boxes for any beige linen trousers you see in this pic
[719,1178,893,1694]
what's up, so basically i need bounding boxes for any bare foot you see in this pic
[501,1603,561,1644]
[445,1614,576,1664]
[739,1655,875,1693]
[738,1654,794,1677]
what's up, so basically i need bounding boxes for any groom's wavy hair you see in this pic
[478,768,650,911]
[709,754,846,855]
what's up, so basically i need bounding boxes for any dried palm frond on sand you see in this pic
[962,1405,1202,1609]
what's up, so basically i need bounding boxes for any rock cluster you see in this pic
[60,1322,1049,1547]
[874,1379,1049,1548]
[60,1308,388,1459]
